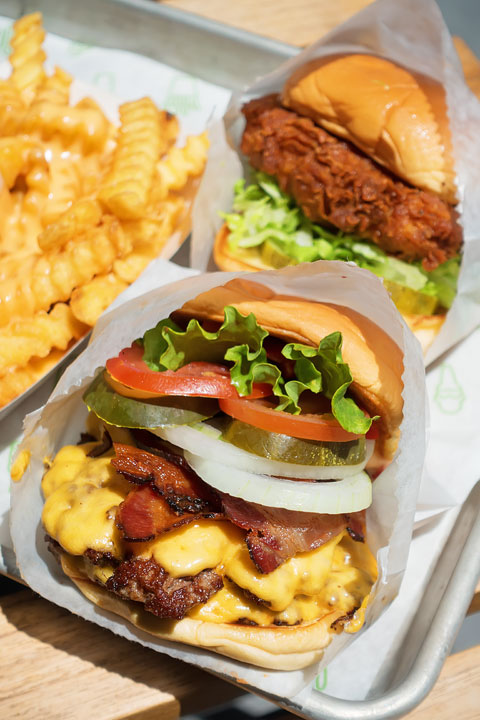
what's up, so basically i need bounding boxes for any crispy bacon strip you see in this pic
[117,485,196,542]
[346,510,366,542]
[221,494,353,573]
[112,443,220,513]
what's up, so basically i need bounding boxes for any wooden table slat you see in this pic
[0,590,240,720]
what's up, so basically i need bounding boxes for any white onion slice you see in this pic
[152,423,374,480]
[184,451,372,514]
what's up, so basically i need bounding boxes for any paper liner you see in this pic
[190,0,480,365]
[10,258,425,696]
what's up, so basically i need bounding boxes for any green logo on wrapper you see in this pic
[92,71,116,93]
[314,667,328,692]
[0,25,12,57]
[433,364,465,415]
[68,40,93,56]
[164,73,201,116]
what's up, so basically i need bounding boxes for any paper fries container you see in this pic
[10,259,425,697]
[190,0,480,366]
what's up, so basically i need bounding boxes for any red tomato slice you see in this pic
[106,344,273,399]
[218,396,378,442]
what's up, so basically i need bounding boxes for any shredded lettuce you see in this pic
[222,172,460,310]
[139,306,375,433]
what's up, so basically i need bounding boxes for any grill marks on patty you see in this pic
[106,558,223,619]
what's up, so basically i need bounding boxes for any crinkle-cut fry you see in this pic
[41,154,83,226]
[154,132,209,201]
[39,198,102,252]
[0,193,35,257]
[24,94,111,152]
[113,251,153,284]
[0,215,131,327]
[0,302,87,378]
[0,81,25,135]
[70,273,128,326]
[114,197,186,283]
[164,111,179,149]
[34,66,72,106]
[0,136,34,189]
[123,195,186,243]
[23,145,51,216]
[0,252,35,282]
[0,347,66,409]
[9,12,46,106]
[98,98,164,220]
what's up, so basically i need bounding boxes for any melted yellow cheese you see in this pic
[133,520,245,577]
[225,534,343,612]
[10,449,31,482]
[42,443,129,558]
[189,538,376,627]
[43,445,377,630]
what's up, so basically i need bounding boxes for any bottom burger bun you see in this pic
[61,554,335,671]
[214,223,445,356]
[213,223,271,272]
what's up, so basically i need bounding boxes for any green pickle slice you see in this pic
[260,240,295,269]
[222,419,366,466]
[383,279,438,315]
[84,374,218,429]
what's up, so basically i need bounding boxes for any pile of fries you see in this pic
[0,12,209,409]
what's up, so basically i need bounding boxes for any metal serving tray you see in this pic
[2,2,479,718]
[240,481,480,719]
[6,0,297,90]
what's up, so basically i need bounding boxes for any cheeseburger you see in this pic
[215,55,462,353]
[41,278,403,670]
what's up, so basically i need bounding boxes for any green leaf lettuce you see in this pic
[139,306,375,433]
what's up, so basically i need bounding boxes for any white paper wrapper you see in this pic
[190,0,480,366]
[10,258,425,697]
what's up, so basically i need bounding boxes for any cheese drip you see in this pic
[42,443,129,558]
[42,444,377,630]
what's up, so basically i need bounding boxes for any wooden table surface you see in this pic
[2,2,480,719]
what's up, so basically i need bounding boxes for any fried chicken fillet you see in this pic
[241,95,461,271]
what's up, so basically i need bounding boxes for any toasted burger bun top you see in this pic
[176,277,404,460]
[282,54,456,204]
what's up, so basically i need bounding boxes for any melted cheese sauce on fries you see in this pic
[42,443,377,631]
[0,12,209,409]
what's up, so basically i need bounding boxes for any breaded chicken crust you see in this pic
[241,95,461,270]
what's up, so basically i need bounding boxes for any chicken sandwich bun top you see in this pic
[215,54,462,354]
[40,279,403,670]
[283,54,456,203]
